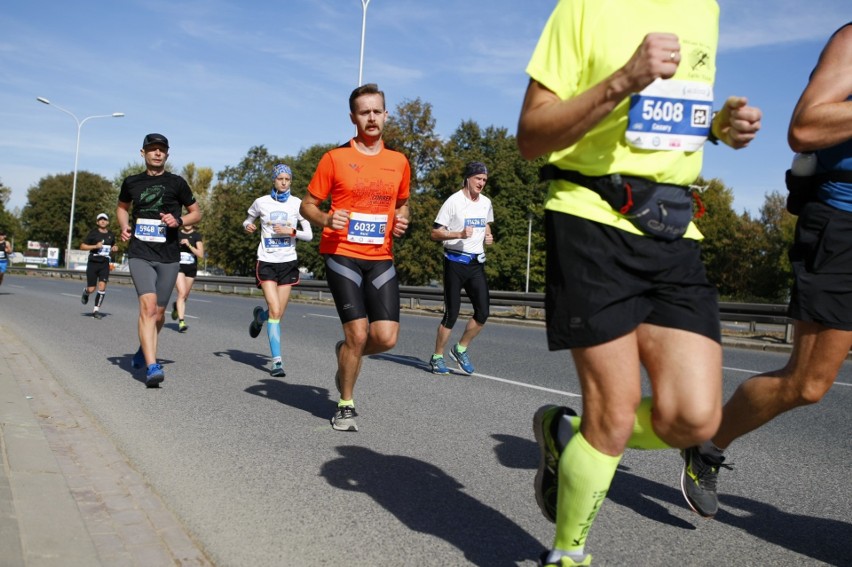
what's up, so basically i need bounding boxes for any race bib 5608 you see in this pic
[626,79,713,152]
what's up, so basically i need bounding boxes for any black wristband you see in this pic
[176,216,184,226]
[707,111,720,145]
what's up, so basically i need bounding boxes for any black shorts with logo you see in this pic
[545,210,720,350]
[86,260,110,287]
[324,254,399,324]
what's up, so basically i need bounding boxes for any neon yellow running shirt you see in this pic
[526,0,719,238]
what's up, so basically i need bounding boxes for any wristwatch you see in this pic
[176,216,184,226]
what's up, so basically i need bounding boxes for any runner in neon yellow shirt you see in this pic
[517,1,762,564]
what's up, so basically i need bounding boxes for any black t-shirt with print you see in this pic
[83,229,116,263]
[118,171,196,263]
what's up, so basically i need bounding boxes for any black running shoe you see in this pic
[533,405,577,523]
[92,311,103,320]
[249,306,264,338]
[680,446,731,518]
[81,291,89,305]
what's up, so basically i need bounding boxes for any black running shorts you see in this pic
[86,260,110,287]
[788,201,852,330]
[545,210,720,350]
[255,260,300,288]
[179,263,198,278]
[324,254,400,324]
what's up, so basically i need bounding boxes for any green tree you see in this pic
[753,191,796,302]
[205,146,280,275]
[0,179,22,246]
[21,171,114,261]
[384,98,445,285]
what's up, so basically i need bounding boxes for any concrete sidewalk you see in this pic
[0,324,212,567]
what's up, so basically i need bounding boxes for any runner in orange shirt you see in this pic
[301,83,410,432]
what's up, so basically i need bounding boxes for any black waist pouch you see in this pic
[785,169,852,215]
[540,164,703,241]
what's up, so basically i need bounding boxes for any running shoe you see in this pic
[680,447,731,518]
[449,344,474,374]
[270,360,285,378]
[334,340,344,394]
[331,405,358,432]
[145,364,165,388]
[249,306,264,338]
[92,311,103,320]
[533,405,578,523]
[81,290,89,305]
[131,347,145,369]
[430,354,450,375]
[178,321,188,333]
[171,301,178,321]
[539,550,592,566]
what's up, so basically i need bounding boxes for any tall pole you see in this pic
[358,0,371,86]
[525,213,533,293]
[36,98,123,268]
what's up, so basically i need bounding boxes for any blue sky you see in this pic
[0,1,847,215]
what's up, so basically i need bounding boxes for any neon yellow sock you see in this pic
[455,343,467,353]
[553,433,621,553]
[338,399,355,408]
[626,397,670,450]
[560,398,670,451]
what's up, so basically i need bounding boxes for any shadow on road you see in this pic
[321,446,543,567]
[213,349,268,371]
[243,378,332,419]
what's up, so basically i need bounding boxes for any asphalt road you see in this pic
[1,273,850,567]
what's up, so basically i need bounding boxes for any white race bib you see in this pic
[134,218,167,243]
[625,79,713,152]
[347,212,388,244]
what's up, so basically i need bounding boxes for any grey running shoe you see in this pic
[430,354,450,375]
[449,344,474,374]
[92,311,103,320]
[680,446,731,518]
[533,405,577,523]
[249,306,265,338]
[171,301,178,321]
[334,340,344,394]
[270,360,285,378]
[331,405,358,432]
[81,290,89,305]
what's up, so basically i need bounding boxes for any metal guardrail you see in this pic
[10,266,794,341]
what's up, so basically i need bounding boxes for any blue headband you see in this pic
[272,163,291,180]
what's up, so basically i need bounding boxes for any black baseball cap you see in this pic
[142,133,169,149]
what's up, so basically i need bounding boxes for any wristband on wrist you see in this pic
[707,111,720,145]
[176,216,184,226]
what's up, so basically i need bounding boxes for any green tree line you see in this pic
[2,98,795,301]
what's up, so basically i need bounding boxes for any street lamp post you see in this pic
[36,97,124,269]
[525,213,533,293]
[358,0,371,86]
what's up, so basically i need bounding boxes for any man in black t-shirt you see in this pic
[80,212,117,319]
[117,133,201,387]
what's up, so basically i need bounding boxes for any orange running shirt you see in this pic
[307,140,411,260]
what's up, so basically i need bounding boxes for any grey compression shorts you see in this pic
[129,258,180,307]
